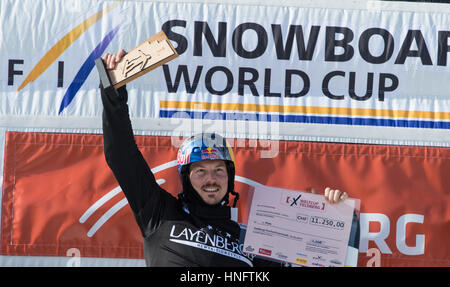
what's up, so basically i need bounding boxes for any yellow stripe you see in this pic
[17,3,120,92]
[160,100,450,121]
[226,144,235,163]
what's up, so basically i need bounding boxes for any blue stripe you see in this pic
[58,24,121,114]
[159,110,450,130]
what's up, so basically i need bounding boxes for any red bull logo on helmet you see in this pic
[201,147,220,160]
[177,149,191,165]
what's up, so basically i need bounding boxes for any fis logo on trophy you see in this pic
[95,30,178,92]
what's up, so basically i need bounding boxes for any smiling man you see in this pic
[100,55,260,265]
[189,160,229,205]
[100,50,352,267]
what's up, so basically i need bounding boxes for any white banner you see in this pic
[1,0,450,146]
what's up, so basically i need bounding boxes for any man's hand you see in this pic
[102,49,127,70]
[311,187,348,204]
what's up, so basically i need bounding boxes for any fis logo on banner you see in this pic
[13,3,122,114]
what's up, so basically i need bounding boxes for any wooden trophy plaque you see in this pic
[95,30,178,91]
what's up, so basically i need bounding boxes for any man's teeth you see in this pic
[204,188,218,192]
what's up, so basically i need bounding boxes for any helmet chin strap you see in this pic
[230,190,239,208]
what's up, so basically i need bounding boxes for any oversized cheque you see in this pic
[243,185,359,267]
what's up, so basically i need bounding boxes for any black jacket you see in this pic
[101,85,273,267]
